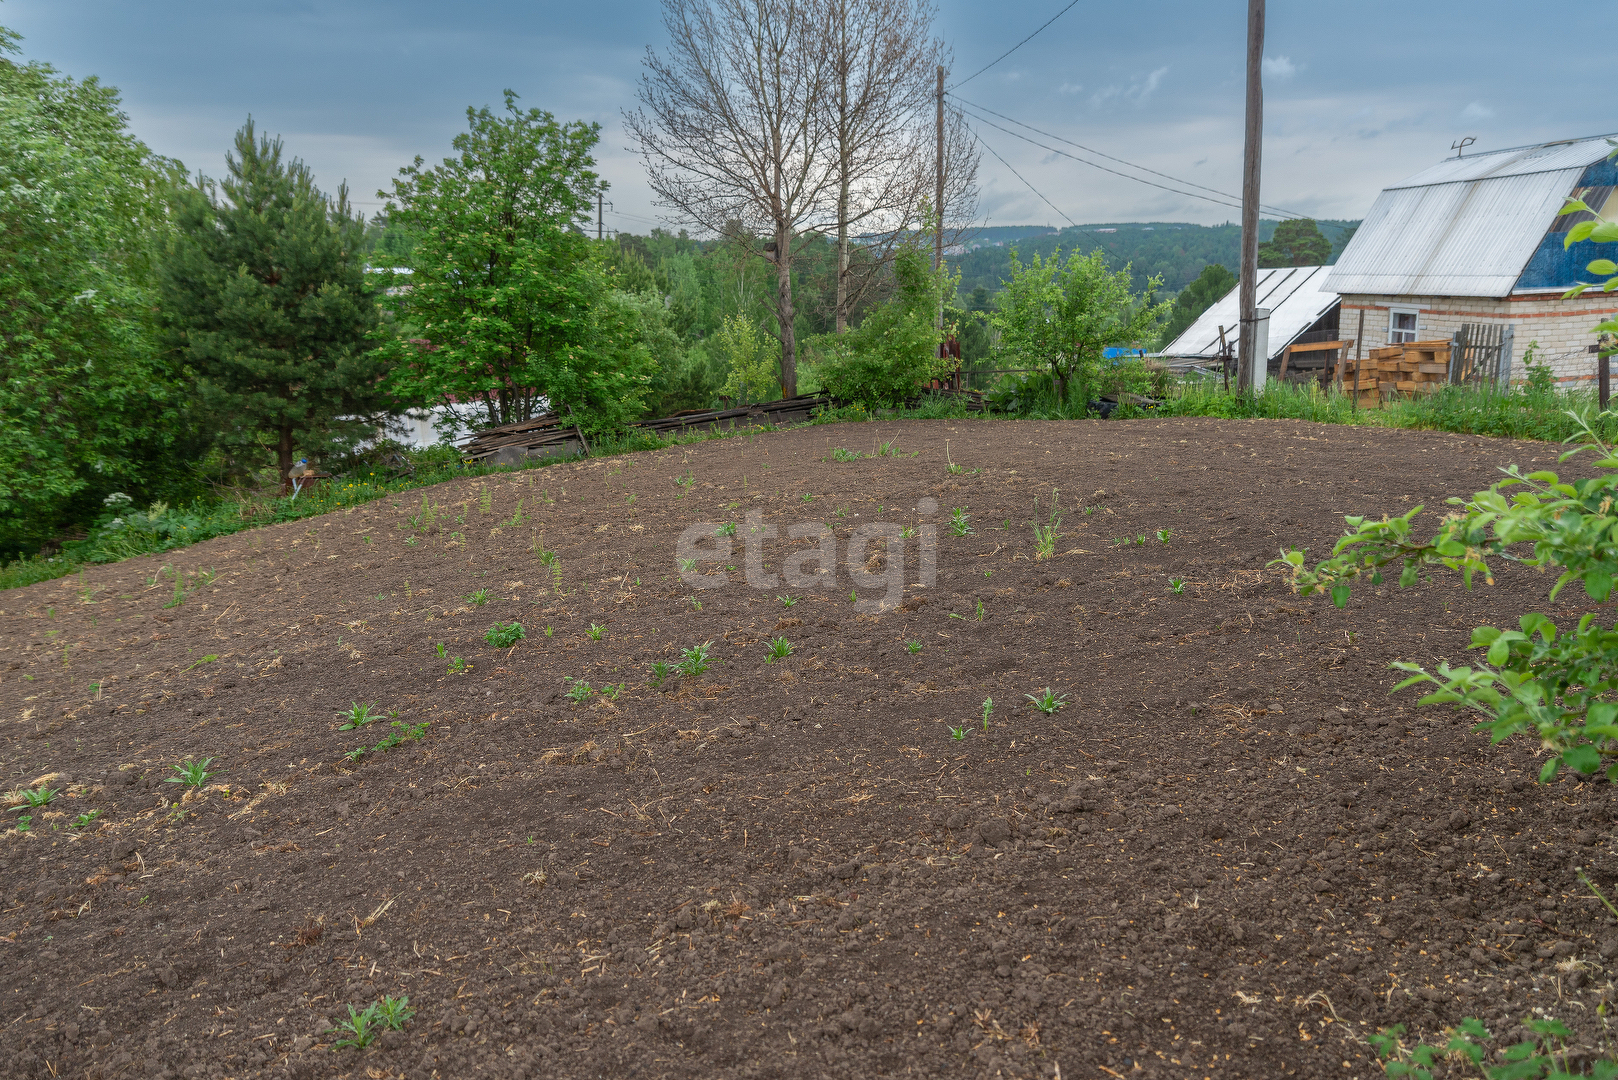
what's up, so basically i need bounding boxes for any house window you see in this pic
[1389,307,1421,344]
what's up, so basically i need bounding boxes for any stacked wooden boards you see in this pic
[1347,340,1451,408]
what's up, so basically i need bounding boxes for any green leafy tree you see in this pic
[1157,263,1235,349]
[811,247,950,407]
[377,91,654,434]
[990,248,1168,407]
[0,28,191,556]
[158,119,388,485]
[717,315,778,404]
[1257,218,1332,267]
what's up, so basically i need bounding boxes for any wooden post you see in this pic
[1236,0,1264,391]
[934,64,945,334]
[1352,309,1365,411]
[1218,325,1231,393]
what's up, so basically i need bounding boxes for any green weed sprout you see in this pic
[1169,577,1186,595]
[679,558,698,573]
[900,525,917,539]
[586,623,606,641]
[675,470,695,496]
[765,637,794,662]
[70,809,102,829]
[373,995,415,1031]
[447,656,466,675]
[1033,524,1057,560]
[676,641,714,678]
[949,507,972,537]
[468,588,491,605]
[715,522,737,537]
[165,759,214,789]
[982,696,994,733]
[371,721,428,754]
[777,594,799,608]
[831,447,861,461]
[543,625,554,638]
[648,660,671,687]
[905,640,922,655]
[1156,528,1171,544]
[339,702,380,730]
[1025,688,1067,715]
[326,1000,400,1050]
[14,814,30,832]
[434,642,447,658]
[485,621,525,648]
[1135,534,1147,545]
[849,588,858,604]
[949,724,967,741]
[11,786,58,811]
[565,678,595,703]
[975,598,985,621]
[601,683,624,701]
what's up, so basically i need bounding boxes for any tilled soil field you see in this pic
[3,416,1616,1080]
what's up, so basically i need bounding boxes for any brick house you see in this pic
[1325,134,1618,385]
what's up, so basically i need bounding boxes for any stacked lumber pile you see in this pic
[1350,340,1451,408]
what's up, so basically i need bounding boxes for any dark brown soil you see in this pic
[3,417,1616,1080]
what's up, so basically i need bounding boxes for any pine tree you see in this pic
[159,119,389,484]
[1257,219,1332,268]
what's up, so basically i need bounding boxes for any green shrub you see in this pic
[811,248,950,407]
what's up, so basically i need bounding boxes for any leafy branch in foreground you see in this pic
[1276,410,1618,783]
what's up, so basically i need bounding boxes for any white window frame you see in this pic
[1388,307,1422,344]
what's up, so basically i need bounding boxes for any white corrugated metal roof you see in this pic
[1323,135,1617,298]
[1161,266,1338,360]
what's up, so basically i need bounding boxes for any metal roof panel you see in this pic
[1161,266,1339,360]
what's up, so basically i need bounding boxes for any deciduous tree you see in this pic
[990,248,1168,407]
[377,93,654,434]
[628,0,838,398]
[0,28,189,556]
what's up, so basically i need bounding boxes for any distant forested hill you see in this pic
[952,219,1360,297]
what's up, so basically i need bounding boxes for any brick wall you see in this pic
[1338,292,1618,384]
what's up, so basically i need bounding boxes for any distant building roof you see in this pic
[1161,266,1338,361]
[1324,134,1618,298]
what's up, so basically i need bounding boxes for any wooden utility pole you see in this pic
[1236,0,1264,392]
[935,64,946,330]
[597,192,604,241]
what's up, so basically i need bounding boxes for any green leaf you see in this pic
[1565,743,1602,774]
[1370,570,1384,585]
[1539,758,1562,784]
[1591,221,1618,243]
[1589,569,1614,602]
[1487,638,1512,665]
[1588,259,1618,276]
[1399,563,1418,587]
[1330,584,1351,609]
[1566,219,1599,247]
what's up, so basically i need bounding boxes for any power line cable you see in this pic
[948,0,1082,91]
[970,129,1078,228]
[958,105,1249,214]
[952,94,1354,231]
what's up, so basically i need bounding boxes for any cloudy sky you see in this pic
[5,0,1609,233]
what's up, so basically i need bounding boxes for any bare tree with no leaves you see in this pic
[628,0,837,398]
[821,0,978,335]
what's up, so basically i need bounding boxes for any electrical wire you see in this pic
[970,129,1078,228]
[952,95,1353,231]
[958,105,1249,215]
[947,0,1082,91]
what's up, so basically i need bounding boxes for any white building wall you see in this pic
[1339,292,1618,385]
